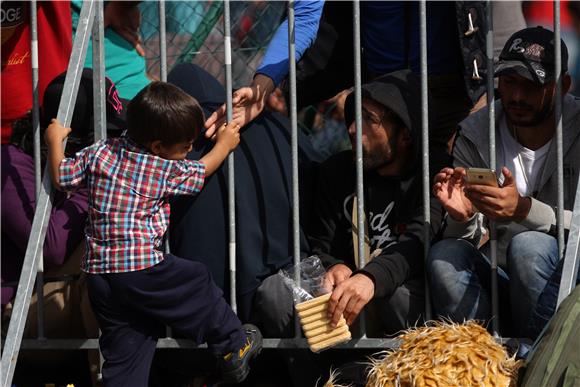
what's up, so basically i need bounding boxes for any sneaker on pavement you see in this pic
[218,324,263,383]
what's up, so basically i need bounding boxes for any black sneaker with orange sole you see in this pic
[218,324,263,383]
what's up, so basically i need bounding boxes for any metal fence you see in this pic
[140,1,285,88]
[2,1,580,386]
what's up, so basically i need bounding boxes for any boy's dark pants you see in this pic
[87,254,244,387]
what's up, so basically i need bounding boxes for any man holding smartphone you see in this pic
[428,27,580,339]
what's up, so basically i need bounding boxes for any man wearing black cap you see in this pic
[428,27,580,339]
[245,71,447,338]
[299,70,448,334]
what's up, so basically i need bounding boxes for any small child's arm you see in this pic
[45,119,71,189]
[167,122,240,197]
[200,121,240,176]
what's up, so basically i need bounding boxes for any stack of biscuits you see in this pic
[295,293,352,352]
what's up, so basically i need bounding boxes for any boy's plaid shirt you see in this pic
[59,137,205,274]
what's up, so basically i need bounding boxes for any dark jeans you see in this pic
[87,254,244,387]
[427,231,579,339]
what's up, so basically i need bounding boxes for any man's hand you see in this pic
[320,88,352,122]
[104,2,145,56]
[204,74,274,138]
[327,274,374,327]
[432,167,475,222]
[465,166,531,222]
[322,263,352,292]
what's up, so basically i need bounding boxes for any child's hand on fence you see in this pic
[45,119,71,146]
[45,119,70,189]
[216,121,241,152]
[204,74,274,138]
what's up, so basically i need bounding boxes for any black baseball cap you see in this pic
[495,26,568,85]
[42,68,127,137]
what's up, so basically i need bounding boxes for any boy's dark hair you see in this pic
[127,82,204,145]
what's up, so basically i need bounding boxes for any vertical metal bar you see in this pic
[159,0,172,339]
[485,0,499,336]
[0,3,96,385]
[30,0,41,199]
[223,0,237,314]
[419,0,432,321]
[557,183,580,306]
[554,1,565,260]
[159,0,171,272]
[92,2,107,378]
[353,1,364,283]
[159,0,167,82]
[93,0,106,142]
[353,0,366,336]
[30,0,45,341]
[288,0,302,338]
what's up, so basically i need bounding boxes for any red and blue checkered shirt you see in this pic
[59,137,205,274]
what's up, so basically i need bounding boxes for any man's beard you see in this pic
[362,140,396,171]
[503,97,554,127]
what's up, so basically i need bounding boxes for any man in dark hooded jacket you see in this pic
[167,63,321,326]
[258,70,449,335]
[314,70,450,333]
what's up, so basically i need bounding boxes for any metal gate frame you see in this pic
[2,2,578,387]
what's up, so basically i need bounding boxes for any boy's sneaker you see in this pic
[219,324,263,383]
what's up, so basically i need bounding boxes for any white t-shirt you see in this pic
[498,120,551,197]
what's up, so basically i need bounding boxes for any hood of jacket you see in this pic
[344,69,430,170]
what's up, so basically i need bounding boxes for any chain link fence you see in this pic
[140,1,286,88]
[139,1,350,158]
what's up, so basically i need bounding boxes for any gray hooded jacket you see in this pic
[445,94,580,265]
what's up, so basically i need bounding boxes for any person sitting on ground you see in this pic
[44,82,262,386]
[428,27,580,339]
[167,63,321,331]
[1,69,124,312]
[258,70,448,336]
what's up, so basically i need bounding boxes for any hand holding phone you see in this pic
[466,168,498,187]
[464,166,531,222]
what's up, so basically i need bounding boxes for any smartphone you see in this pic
[466,168,499,187]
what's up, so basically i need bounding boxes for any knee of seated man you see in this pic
[427,239,475,281]
[507,231,558,272]
[252,275,294,336]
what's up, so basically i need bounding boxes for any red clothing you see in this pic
[1,1,72,144]
[523,0,573,27]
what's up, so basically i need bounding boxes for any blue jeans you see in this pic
[427,231,575,338]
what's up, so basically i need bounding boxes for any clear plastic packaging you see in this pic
[278,255,329,304]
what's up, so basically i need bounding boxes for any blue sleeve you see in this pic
[256,0,324,86]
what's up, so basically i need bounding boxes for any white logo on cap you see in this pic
[536,69,545,78]
[509,38,525,54]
